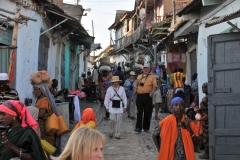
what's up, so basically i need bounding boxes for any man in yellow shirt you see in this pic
[131,64,157,132]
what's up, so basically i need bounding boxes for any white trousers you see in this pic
[110,113,123,137]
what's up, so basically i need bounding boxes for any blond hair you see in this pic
[54,127,105,160]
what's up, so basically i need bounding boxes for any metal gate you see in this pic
[208,32,240,160]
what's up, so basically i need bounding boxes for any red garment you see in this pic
[0,100,38,129]
[9,52,16,87]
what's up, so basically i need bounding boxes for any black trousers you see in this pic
[136,94,153,130]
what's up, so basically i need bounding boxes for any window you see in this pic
[38,35,49,70]
[0,49,10,73]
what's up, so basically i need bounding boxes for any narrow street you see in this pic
[62,100,203,160]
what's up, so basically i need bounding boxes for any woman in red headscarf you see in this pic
[0,100,47,160]
[70,108,97,135]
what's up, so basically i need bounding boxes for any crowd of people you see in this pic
[0,61,209,159]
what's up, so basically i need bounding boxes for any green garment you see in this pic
[0,126,47,160]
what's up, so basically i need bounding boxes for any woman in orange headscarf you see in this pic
[70,108,97,135]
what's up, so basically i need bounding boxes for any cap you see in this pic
[129,71,136,76]
[143,64,150,68]
[0,73,9,81]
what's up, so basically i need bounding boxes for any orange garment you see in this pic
[158,114,195,160]
[70,108,97,135]
[172,72,185,88]
[189,120,200,136]
[35,97,55,145]
[195,120,203,135]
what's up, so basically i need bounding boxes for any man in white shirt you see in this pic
[104,76,127,139]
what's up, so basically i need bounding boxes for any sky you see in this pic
[63,0,135,56]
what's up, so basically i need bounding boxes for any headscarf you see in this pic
[32,83,59,116]
[70,108,97,135]
[0,100,38,129]
[203,82,208,88]
[171,97,184,106]
[81,108,97,124]
[27,106,39,121]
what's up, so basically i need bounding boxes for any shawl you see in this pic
[32,83,59,116]
[0,126,47,160]
[0,100,38,129]
[158,114,195,160]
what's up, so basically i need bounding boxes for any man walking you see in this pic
[150,64,162,120]
[114,66,125,86]
[132,64,157,132]
[172,68,185,99]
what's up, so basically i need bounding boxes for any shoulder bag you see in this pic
[112,87,124,108]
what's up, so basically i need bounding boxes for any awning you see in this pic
[91,43,101,51]
[204,9,240,28]
[174,19,199,39]
[35,1,94,49]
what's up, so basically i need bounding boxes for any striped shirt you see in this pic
[172,72,185,89]
[0,87,19,104]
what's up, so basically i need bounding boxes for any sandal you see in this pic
[155,117,160,120]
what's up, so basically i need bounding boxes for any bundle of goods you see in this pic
[99,65,111,71]
[69,90,87,99]
[136,55,145,65]
[144,55,152,64]
[99,57,115,68]
[133,63,143,69]
[30,70,52,88]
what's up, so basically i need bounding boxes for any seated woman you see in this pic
[70,108,97,135]
[32,83,60,146]
[0,100,47,160]
[53,127,105,160]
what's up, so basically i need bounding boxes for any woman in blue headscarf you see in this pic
[32,83,59,146]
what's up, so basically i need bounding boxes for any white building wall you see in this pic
[197,0,240,101]
[1,0,59,101]
[79,52,85,76]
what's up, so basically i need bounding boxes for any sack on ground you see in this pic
[56,115,69,135]
[45,113,59,135]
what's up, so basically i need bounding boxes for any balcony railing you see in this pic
[115,19,146,50]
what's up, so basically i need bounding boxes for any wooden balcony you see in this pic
[115,19,146,50]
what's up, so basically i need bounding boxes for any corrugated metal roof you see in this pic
[177,0,202,16]
[204,9,240,28]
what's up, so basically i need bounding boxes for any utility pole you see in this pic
[92,20,95,58]
[172,0,176,23]
[77,0,79,5]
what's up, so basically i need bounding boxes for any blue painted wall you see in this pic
[64,41,70,89]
